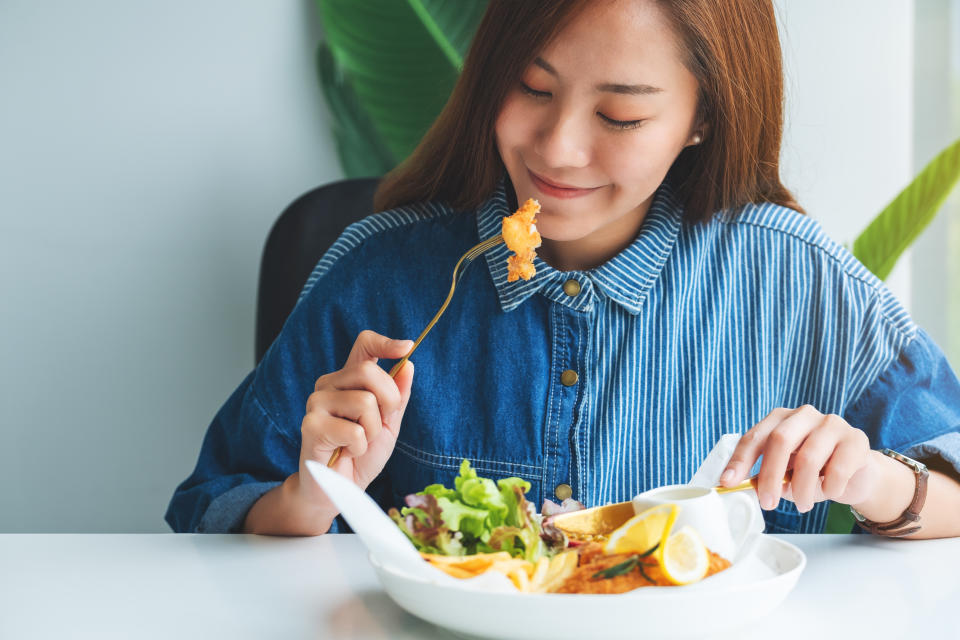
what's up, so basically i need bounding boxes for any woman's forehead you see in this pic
[535,0,689,92]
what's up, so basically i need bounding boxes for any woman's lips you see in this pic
[528,169,601,199]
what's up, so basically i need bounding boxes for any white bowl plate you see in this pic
[370,534,805,640]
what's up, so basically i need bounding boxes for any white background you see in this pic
[1,0,954,532]
[1,1,342,532]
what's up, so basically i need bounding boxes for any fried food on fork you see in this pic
[502,198,542,282]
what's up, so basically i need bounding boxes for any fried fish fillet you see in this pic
[552,542,731,594]
[502,198,542,282]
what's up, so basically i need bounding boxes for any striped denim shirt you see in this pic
[166,180,960,535]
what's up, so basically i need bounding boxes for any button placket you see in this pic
[544,303,587,507]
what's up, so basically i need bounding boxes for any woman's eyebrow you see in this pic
[533,57,663,96]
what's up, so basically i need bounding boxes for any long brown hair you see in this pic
[374,0,802,222]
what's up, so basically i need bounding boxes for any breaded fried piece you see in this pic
[502,198,542,282]
[552,543,732,594]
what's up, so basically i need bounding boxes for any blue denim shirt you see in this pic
[166,180,960,535]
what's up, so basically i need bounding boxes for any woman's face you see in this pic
[495,0,701,270]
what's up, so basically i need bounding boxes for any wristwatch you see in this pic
[850,448,928,537]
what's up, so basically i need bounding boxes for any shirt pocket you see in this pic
[384,440,545,510]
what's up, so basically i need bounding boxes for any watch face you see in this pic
[881,448,928,473]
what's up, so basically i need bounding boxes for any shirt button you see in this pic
[555,483,573,500]
[562,279,581,297]
[561,369,579,386]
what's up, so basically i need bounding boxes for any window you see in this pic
[912,0,960,369]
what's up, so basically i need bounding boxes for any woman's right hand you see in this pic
[244,331,414,536]
[292,330,415,527]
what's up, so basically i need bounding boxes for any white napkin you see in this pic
[688,433,743,487]
[304,460,441,579]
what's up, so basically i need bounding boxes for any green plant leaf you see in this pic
[825,501,855,534]
[853,137,960,280]
[407,0,490,69]
[316,0,487,177]
[317,43,395,177]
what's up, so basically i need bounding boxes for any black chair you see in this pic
[255,177,380,363]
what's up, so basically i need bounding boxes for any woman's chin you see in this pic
[536,227,593,245]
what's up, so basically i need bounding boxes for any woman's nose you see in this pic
[533,109,591,169]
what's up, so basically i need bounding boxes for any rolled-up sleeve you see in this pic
[165,230,370,533]
[845,329,960,478]
[164,370,301,532]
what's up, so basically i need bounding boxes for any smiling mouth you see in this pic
[528,169,601,199]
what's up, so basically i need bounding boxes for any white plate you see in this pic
[370,534,805,640]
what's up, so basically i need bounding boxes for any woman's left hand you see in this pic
[719,405,879,512]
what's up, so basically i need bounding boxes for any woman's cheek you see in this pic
[605,129,681,185]
[494,94,530,148]
[599,145,652,189]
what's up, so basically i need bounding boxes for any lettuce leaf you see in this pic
[388,459,556,560]
[388,492,464,556]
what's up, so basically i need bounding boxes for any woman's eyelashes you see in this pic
[519,82,644,130]
[597,113,644,130]
[519,81,551,99]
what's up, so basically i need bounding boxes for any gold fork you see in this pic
[327,234,506,467]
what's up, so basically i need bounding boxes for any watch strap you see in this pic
[851,449,928,537]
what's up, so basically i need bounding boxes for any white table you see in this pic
[1,533,957,639]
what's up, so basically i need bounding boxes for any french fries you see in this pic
[421,550,579,593]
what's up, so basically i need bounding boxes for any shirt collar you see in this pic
[478,179,683,315]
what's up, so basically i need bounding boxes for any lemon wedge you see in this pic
[660,525,710,585]
[603,503,678,555]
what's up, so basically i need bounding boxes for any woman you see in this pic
[167,0,960,538]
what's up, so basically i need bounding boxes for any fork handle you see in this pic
[327,235,503,469]
[715,468,794,494]
[388,356,410,378]
[326,288,435,467]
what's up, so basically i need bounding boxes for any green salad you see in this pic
[388,459,564,562]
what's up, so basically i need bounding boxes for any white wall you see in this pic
[775,0,914,304]
[0,1,342,532]
[911,0,960,367]
[0,1,924,532]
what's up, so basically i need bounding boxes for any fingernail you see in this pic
[760,493,776,510]
[720,468,735,484]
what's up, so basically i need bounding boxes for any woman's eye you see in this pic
[598,112,644,130]
[520,82,551,99]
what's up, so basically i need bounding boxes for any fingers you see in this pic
[723,405,872,514]
[721,407,790,485]
[788,415,839,513]
[307,388,384,442]
[344,330,414,369]
[303,331,416,465]
[358,360,416,473]
[753,406,820,510]
[387,359,415,434]
[302,411,369,461]
[784,414,870,513]
[315,359,405,423]
[820,428,870,502]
